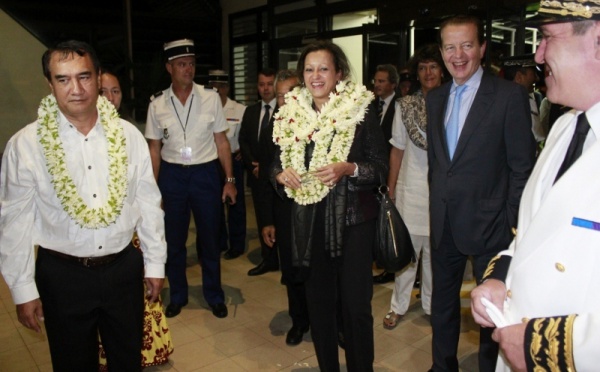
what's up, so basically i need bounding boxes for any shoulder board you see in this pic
[204,86,218,92]
[150,90,163,101]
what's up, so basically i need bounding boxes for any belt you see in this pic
[162,160,216,168]
[40,244,132,268]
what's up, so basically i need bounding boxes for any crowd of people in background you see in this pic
[1,0,599,370]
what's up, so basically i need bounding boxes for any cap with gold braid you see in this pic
[529,0,600,24]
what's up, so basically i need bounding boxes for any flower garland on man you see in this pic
[273,79,373,205]
[37,94,128,229]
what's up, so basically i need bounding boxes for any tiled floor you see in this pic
[0,195,482,371]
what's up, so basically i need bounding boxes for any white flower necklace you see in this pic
[273,80,373,205]
[37,94,128,229]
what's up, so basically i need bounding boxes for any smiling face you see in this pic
[440,23,486,85]
[302,49,343,109]
[100,73,122,110]
[417,61,443,95]
[47,51,99,124]
[534,22,598,110]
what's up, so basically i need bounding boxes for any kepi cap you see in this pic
[208,69,229,84]
[502,54,537,69]
[399,72,412,82]
[527,0,600,25]
[164,39,195,61]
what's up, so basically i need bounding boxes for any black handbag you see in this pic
[374,184,416,272]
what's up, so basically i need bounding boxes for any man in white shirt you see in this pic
[471,2,600,370]
[208,69,248,260]
[0,40,167,370]
[146,39,236,319]
[502,54,548,142]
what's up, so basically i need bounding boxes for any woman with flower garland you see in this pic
[271,41,388,371]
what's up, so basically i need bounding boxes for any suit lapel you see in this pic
[452,74,495,162]
[433,84,451,165]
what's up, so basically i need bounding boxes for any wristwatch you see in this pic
[225,177,236,184]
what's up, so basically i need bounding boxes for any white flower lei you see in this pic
[273,80,373,205]
[37,94,128,229]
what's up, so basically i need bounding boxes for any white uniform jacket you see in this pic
[487,103,600,371]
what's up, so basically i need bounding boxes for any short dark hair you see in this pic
[259,67,277,79]
[375,64,400,85]
[296,40,351,85]
[572,20,596,35]
[438,15,485,47]
[42,40,100,81]
[503,65,535,82]
[408,44,446,77]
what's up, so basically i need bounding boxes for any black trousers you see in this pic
[36,245,144,371]
[275,199,309,328]
[250,181,279,267]
[430,217,499,372]
[305,213,375,372]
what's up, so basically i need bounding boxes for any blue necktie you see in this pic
[446,84,467,159]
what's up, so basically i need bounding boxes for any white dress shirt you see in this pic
[0,111,167,305]
[145,83,228,164]
[222,98,246,153]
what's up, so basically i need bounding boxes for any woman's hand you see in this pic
[315,162,355,188]
[276,167,302,189]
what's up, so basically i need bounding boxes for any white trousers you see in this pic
[389,234,432,315]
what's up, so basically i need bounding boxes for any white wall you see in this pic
[0,10,49,152]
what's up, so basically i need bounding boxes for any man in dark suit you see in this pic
[425,15,536,372]
[258,69,310,346]
[239,68,279,276]
[370,64,400,285]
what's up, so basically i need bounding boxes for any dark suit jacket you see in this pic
[369,93,396,152]
[426,73,536,255]
[239,101,268,189]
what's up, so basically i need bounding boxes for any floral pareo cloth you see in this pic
[98,235,173,370]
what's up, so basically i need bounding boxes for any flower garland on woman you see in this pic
[37,94,128,229]
[273,79,373,205]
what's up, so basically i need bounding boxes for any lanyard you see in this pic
[171,95,194,144]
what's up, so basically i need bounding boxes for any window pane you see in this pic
[276,19,318,38]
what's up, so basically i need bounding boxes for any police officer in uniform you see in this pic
[208,69,248,260]
[145,39,236,319]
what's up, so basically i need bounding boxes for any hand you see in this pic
[493,322,527,372]
[252,161,259,178]
[17,299,44,333]
[471,278,507,328]
[144,277,165,303]
[314,162,354,188]
[222,182,237,204]
[262,225,276,247]
[276,167,302,190]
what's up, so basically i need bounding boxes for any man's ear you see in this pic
[594,21,600,60]
[46,79,54,95]
[165,62,172,74]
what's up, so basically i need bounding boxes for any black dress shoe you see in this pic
[223,250,241,260]
[165,303,185,318]
[247,261,279,276]
[286,325,309,346]
[210,303,228,318]
[373,271,395,284]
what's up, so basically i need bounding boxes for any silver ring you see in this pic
[329,181,334,186]
[284,177,289,183]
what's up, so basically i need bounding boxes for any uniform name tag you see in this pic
[572,217,600,231]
